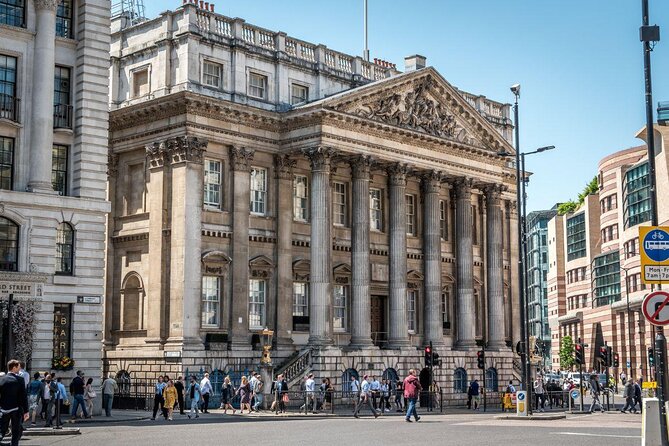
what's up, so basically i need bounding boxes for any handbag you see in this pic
[87,390,97,399]
[282,394,289,403]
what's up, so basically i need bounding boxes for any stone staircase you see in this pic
[512,358,523,383]
[273,348,313,389]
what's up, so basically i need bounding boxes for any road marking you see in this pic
[552,432,640,439]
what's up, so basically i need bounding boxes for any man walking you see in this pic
[252,374,264,412]
[70,370,89,420]
[0,360,29,446]
[174,376,185,415]
[403,369,421,422]
[187,375,201,419]
[588,373,604,413]
[151,376,165,420]
[40,373,52,422]
[469,379,480,411]
[533,374,545,412]
[621,378,635,413]
[370,375,381,410]
[200,373,212,413]
[101,374,118,417]
[634,379,643,413]
[305,373,317,414]
[349,375,360,410]
[353,375,379,419]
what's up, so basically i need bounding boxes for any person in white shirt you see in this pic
[249,373,258,411]
[369,376,381,410]
[353,375,379,419]
[304,373,317,413]
[200,373,212,414]
[349,375,360,409]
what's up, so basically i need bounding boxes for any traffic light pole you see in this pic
[482,344,487,412]
[429,341,434,412]
[605,342,611,411]
[578,338,584,412]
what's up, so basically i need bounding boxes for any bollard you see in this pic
[642,398,663,446]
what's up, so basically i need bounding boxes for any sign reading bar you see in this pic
[640,226,669,284]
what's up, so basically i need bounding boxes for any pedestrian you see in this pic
[467,380,473,409]
[353,374,379,419]
[84,377,96,418]
[370,375,381,410]
[47,376,67,427]
[394,379,404,412]
[28,372,42,426]
[163,380,177,421]
[249,372,258,411]
[187,375,201,419]
[174,376,185,415]
[304,373,317,413]
[321,377,333,412]
[40,373,52,423]
[276,374,288,413]
[236,376,251,414]
[469,379,480,411]
[621,379,635,413]
[588,373,604,413]
[101,374,118,417]
[380,379,391,412]
[17,362,29,388]
[69,370,89,420]
[0,360,29,446]
[151,375,165,420]
[533,374,545,412]
[219,376,235,413]
[252,374,264,412]
[634,379,643,413]
[403,369,421,422]
[200,372,212,413]
[620,371,627,387]
[349,374,360,409]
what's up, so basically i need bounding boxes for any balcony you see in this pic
[53,104,73,129]
[0,94,20,123]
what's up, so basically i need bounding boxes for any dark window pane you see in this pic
[0,216,18,271]
[0,0,25,28]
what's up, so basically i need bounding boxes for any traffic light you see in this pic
[477,350,485,369]
[649,347,655,368]
[606,345,613,367]
[425,346,432,367]
[433,351,442,367]
[574,343,583,364]
[599,346,608,366]
[613,353,620,368]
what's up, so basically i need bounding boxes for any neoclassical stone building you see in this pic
[106,2,521,402]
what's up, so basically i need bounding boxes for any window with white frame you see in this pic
[291,83,308,105]
[370,188,383,231]
[439,200,448,240]
[201,276,220,327]
[204,159,222,208]
[292,282,308,317]
[202,60,222,88]
[334,285,348,331]
[249,279,266,328]
[248,72,267,99]
[405,194,416,235]
[293,174,308,221]
[333,182,347,226]
[132,68,149,98]
[407,290,417,333]
[250,167,267,214]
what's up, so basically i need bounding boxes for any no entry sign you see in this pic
[642,291,669,326]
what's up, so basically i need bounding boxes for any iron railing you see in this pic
[54,104,73,129]
[0,94,20,123]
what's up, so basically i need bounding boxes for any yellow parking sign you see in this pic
[642,381,658,389]
[639,226,669,284]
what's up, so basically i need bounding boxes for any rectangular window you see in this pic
[370,188,383,231]
[249,279,266,329]
[407,290,417,333]
[52,145,68,196]
[0,0,25,27]
[53,66,72,128]
[0,55,18,122]
[292,282,308,317]
[132,68,149,98]
[291,83,308,105]
[623,162,651,229]
[439,200,448,240]
[202,60,222,88]
[250,167,267,215]
[334,285,348,331]
[248,72,267,99]
[566,212,586,260]
[405,194,416,235]
[0,136,13,191]
[592,250,621,307]
[56,0,73,38]
[52,303,72,359]
[333,182,347,226]
[441,290,451,331]
[204,159,222,208]
[471,205,478,245]
[201,276,220,327]
[293,174,308,221]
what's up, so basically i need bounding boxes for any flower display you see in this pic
[52,356,75,371]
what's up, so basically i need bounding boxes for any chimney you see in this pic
[404,55,426,72]
[210,3,215,12]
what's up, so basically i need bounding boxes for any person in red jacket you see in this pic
[403,369,422,422]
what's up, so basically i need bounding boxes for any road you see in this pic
[25,410,642,446]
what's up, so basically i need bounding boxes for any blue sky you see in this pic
[146,0,669,212]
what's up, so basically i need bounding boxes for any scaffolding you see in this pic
[111,0,146,29]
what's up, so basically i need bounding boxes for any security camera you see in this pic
[510,84,521,96]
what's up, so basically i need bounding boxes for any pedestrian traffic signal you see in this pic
[599,346,608,366]
[648,347,655,368]
[425,346,432,367]
[613,353,620,368]
[477,350,485,369]
[574,343,582,364]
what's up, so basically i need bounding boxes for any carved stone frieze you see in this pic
[274,154,296,180]
[230,146,255,172]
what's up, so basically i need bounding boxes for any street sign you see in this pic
[516,390,527,417]
[640,226,669,284]
[570,389,579,400]
[643,381,658,389]
[642,291,669,326]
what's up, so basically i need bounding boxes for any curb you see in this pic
[494,414,567,421]
[23,427,81,436]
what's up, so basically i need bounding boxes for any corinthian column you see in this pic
[422,171,444,347]
[349,155,373,348]
[304,147,334,346]
[230,146,255,349]
[28,0,59,192]
[387,163,411,349]
[485,185,506,349]
[455,177,476,349]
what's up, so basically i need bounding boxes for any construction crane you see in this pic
[111,0,146,29]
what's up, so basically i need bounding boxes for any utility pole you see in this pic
[363,0,370,62]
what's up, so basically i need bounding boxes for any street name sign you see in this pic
[640,226,669,284]
[642,291,669,326]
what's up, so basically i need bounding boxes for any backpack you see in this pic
[255,380,263,393]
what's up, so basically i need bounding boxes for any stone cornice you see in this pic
[0,271,49,283]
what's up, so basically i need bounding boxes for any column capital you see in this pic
[167,136,207,165]
[484,184,505,205]
[349,155,374,180]
[107,153,119,178]
[274,154,296,180]
[387,163,410,186]
[303,146,336,172]
[454,177,474,198]
[230,146,255,171]
[34,0,59,11]
[146,141,167,170]
[421,170,443,194]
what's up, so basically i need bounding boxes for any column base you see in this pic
[385,339,412,350]
[308,335,333,346]
[27,181,57,194]
[487,341,508,351]
[348,337,374,349]
[453,340,477,350]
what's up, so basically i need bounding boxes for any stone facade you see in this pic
[105,3,520,403]
[0,0,111,398]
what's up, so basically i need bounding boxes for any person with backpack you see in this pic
[252,374,264,412]
[588,373,604,413]
[469,379,481,411]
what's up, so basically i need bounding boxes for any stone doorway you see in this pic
[371,295,386,346]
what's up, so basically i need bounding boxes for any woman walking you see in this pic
[236,376,252,414]
[163,380,177,420]
[219,376,235,414]
[84,378,96,418]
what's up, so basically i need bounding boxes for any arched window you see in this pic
[121,274,144,331]
[453,368,467,393]
[341,368,360,397]
[55,223,74,275]
[485,368,499,391]
[382,368,399,384]
[0,217,18,271]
